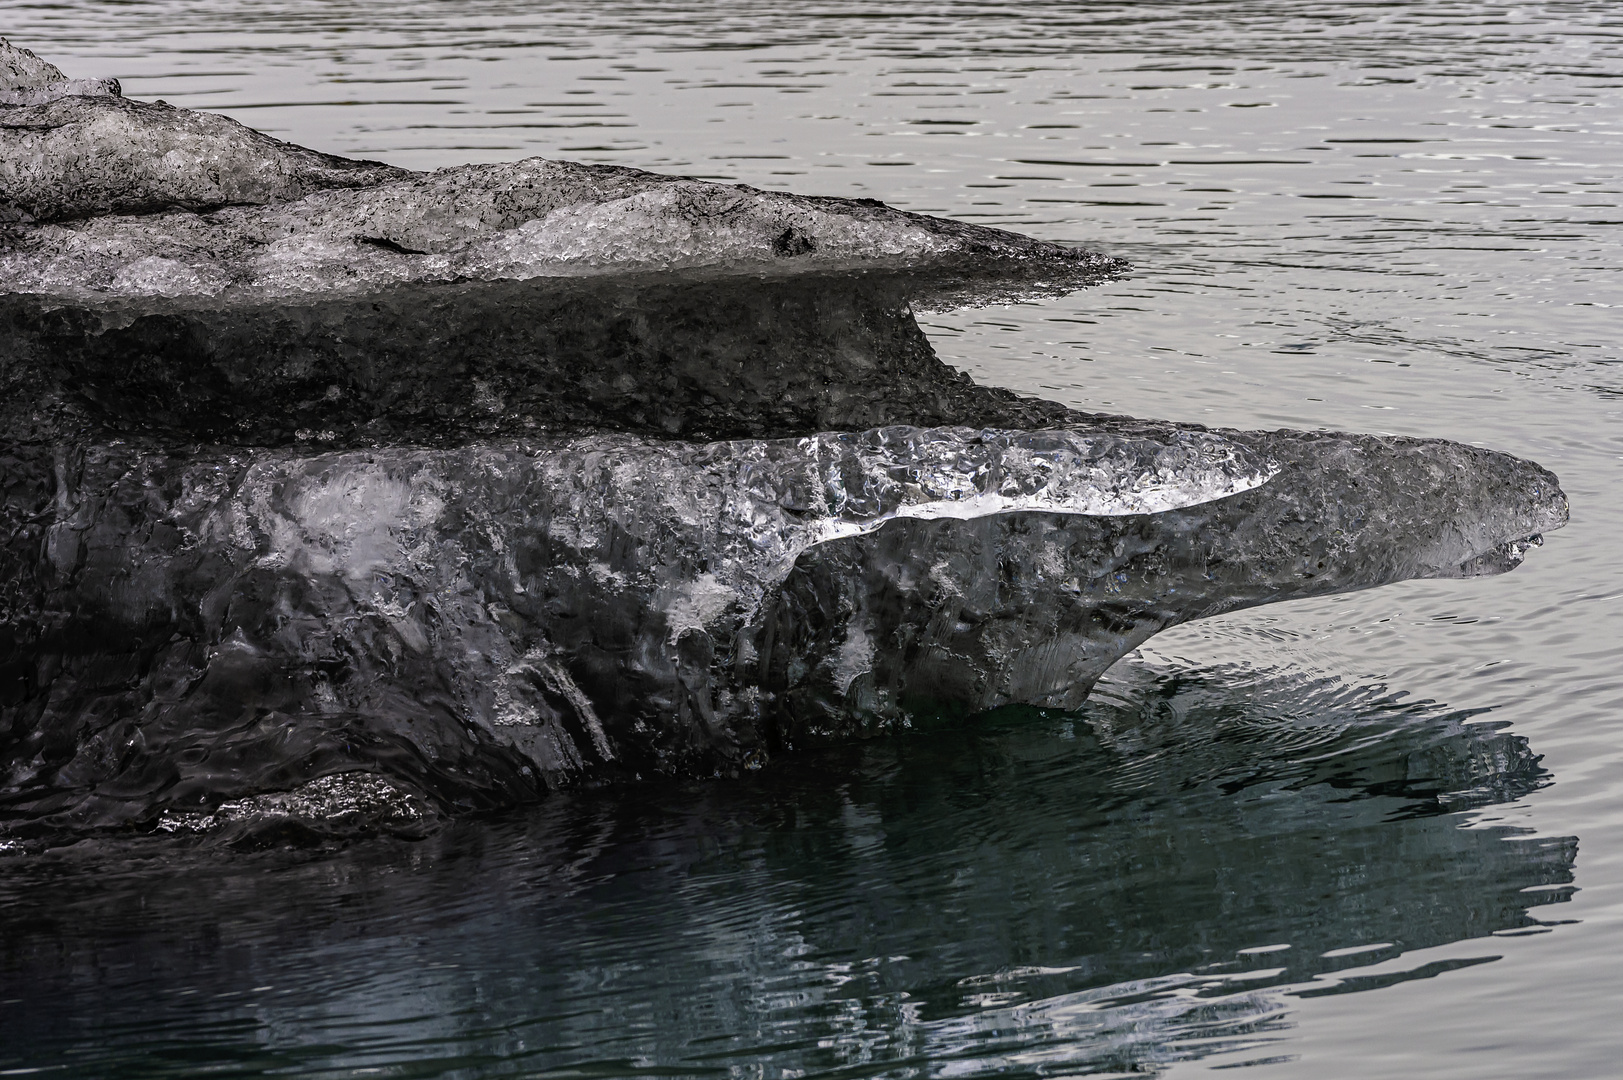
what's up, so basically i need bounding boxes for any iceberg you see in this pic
[0,43,1567,839]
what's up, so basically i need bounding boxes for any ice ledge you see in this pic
[0,42,1572,842]
[0,424,1564,835]
[2,40,1126,300]
[2,157,1126,302]
[488,424,1278,622]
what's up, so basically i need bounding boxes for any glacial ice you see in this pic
[1,37,1119,290]
[1,38,71,93]
[0,47,1568,841]
[0,421,1562,833]
[0,155,1123,299]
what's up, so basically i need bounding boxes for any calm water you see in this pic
[3,2,1621,1076]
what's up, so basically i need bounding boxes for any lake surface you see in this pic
[2,2,1620,1076]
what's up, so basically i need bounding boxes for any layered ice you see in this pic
[2,156,1123,299]
[1,38,1120,291]
[0,425,1561,833]
[0,49,1568,840]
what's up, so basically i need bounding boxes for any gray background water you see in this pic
[2,2,1620,1076]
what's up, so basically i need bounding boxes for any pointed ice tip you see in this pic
[1414,449,1566,580]
[1521,461,1569,534]
[1364,434,1564,582]
[1540,481,1571,533]
[1455,465,1567,578]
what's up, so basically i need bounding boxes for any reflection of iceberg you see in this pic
[0,666,1577,1075]
[0,43,1567,835]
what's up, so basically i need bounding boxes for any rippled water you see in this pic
[3,2,1621,1076]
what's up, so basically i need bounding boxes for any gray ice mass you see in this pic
[0,42,1567,842]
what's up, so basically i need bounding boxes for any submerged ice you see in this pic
[0,43,1568,841]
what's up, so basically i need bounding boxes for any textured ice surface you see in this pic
[1,156,1123,298]
[1,95,407,223]
[0,56,1568,840]
[0,39,67,93]
[0,39,119,109]
[2,38,1113,291]
[0,78,121,109]
[1,39,402,222]
[2,105,405,225]
[0,427,1562,833]
[0,69,1122,295]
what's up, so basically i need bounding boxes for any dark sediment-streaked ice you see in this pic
[0,42,1567,842]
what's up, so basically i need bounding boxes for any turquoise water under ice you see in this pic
[3,3,1621,1076]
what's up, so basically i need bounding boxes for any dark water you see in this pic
[0,677,1580,1077]
[3,2,1621,1076]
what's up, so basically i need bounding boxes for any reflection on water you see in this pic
[0,663,1575,1076]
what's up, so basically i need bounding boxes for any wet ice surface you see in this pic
[1,419,1558,832]
[2,5,1620,1078]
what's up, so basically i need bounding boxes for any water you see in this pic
[2,2,1620,1075]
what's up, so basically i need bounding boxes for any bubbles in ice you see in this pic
[238,425,1274,642]
[0,38,66,93]
[156,773,428,835]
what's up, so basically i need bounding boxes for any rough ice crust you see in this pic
[0,78,121,108]
[0,39,67,93]
[0,38,120,108]
[0,426,1564,832]
[1,104,407,226]
[1,156,1124,300]
[0,39,1110,292]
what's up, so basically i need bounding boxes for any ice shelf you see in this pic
[0,42,1567,842]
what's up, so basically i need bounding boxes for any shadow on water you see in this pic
[0,662,1576,1078]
